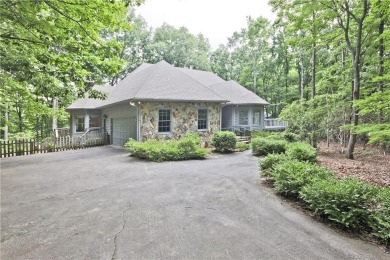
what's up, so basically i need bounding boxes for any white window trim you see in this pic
[157,108,171,134]
[75,115,85,133]
[197,108,208,131]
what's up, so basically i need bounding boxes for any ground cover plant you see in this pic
[235,142,250,152]
[286,142,317,162]
[252,137,287,156]
[259,139,390,247]
[125,134,209,162]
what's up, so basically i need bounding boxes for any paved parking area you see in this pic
[1,146,388,259]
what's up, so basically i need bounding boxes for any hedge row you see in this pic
[125,134,209,162]
[252,137,317,163]
[259,141,390,246]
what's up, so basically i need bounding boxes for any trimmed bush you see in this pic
[259,153,288,178]
[272,160,335,197]
[299,178,378,230]
[369,187,390,245]
[252,137,287,156]
[251,131,282,139]
[211,131,237,153]
[124,135,209,162]
[286,142,317,162]
[236,142,250,152]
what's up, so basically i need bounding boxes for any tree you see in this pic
[144,23,211,70]
[0,0,137,139]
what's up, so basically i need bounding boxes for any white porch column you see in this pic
[84,114,89,131]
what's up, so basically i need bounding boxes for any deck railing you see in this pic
[264,119,288,130]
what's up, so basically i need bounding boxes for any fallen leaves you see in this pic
[317,142,390,187]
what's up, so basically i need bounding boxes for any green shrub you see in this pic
[124,135,209,162]
[369,187,390,245]
[286,142,317,162]
[251,131,281,139]
[236,142,250,152]
[300,178,378,230]
[211,131,237,153]
[272,160,335,197]
[252,137,287,156]
[259,153,288,178]
[282,132,298,142]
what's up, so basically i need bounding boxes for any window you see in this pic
[253,112,260,126]
[158,109,171,132]
[238,109,249,125]
[89,115,100,128]
[198,109,208,130]
[75,115,85,132]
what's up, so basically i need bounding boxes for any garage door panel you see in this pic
[112,116,137,146]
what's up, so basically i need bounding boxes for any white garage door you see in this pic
[112,116,137,146]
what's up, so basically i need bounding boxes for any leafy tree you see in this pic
[144,23,211,70]
[0,0,137,139]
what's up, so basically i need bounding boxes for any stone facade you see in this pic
[140,101,221,142]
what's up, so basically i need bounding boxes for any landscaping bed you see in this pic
[255,136,390,249]
[317,142,390,187]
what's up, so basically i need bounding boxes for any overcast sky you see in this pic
[135,0,276,50]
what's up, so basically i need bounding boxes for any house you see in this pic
[67,61,268,146]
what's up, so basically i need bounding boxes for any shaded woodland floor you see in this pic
[317,142,390,187]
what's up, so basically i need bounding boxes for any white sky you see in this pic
[135,0,276,49]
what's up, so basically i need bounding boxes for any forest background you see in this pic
[0,0,389,159]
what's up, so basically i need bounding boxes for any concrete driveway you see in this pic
[1,146,388,260]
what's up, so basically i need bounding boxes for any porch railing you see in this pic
[264,119,288,130]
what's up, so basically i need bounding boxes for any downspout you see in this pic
[137,102,141,142]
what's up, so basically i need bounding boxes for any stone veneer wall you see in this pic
[140,101,221,142]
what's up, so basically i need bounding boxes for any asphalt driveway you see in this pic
[1,146,388,259]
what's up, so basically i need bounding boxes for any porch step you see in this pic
[236,136,251,143]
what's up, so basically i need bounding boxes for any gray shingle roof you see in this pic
[67,61,268,110]
[178,67,225,86]
[67,85,115,109]
[208,80,269,105]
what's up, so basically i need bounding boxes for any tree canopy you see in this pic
[1,0,389,158]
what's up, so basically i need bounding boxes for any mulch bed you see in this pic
[316,142,390,187]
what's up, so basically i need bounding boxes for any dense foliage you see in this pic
[0,0,137,139]
[285,142,317,162]
[2,0,389,160]
[252,137,287,156]
[211,131,237,153]
[260,139,389,245]
[300,178,378,230]
[124,134,209,162]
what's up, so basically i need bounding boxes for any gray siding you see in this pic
[102,104,137,145]
[221,104,265,131]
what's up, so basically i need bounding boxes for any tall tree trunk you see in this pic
[311,10,316,99]
[3,104,8,140]
[347,57,360,159]
[311,11,317,147]
[52,97,58,131]
[377,4,384,123]
[300,52,304,99]
[253,58,257,94]
[343,0,368,159]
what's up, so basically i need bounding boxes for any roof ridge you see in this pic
[175,67,228,102]
[131,62,160,100]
